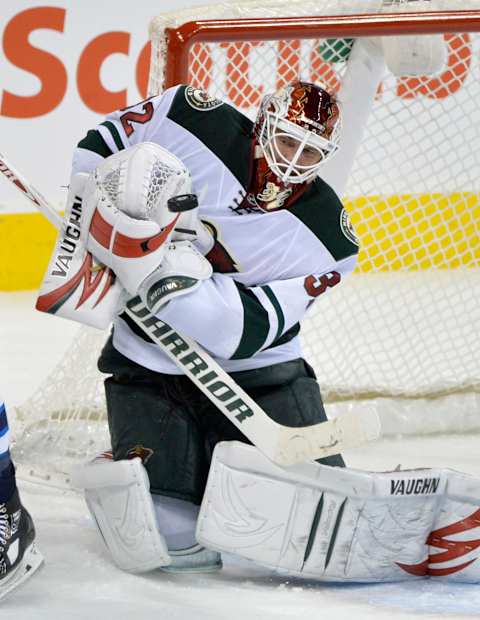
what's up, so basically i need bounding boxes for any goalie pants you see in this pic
[98,335,345,505]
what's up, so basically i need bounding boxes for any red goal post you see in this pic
[159,10,480,91]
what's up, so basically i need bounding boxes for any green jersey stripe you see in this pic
[77,129,113,158]
[231,284,270,360]
[268,322,300,349]
[101,121,125,151]
[167,85,252,188]
[261,285,285,342]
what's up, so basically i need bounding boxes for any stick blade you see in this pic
[272,409,381,466]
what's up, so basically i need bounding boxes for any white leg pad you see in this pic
[71,454,170,573]
[424,469,480,582]
[196,442,465,582]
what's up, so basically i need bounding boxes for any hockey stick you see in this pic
[0,156,62,228]
[0,152,381,466]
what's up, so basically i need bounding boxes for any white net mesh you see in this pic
[11,0,480,483]
[12,326,108,485]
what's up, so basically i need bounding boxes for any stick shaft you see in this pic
[0,153,62,228]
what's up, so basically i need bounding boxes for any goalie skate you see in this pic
[162,544,222,574]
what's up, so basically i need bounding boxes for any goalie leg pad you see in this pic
[71,453,171,573]
[197,442,451,582]
[422,470,480,582]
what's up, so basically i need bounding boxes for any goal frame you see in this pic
[160,10,480,90]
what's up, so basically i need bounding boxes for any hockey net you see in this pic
[11,0,480,485]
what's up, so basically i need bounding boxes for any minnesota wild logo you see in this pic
[126,444,154,465]
[184,87,223,111]
[340,208,359,246]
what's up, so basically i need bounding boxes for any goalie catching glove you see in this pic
[37,143,212,327]
[81,142,212,310]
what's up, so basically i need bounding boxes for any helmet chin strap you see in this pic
[254,144,263,159]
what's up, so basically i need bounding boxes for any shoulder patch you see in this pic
[184,86,223,111]
[288,179,359,261]
[340,208,359,246]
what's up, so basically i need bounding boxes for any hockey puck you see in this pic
[167,194,198,212]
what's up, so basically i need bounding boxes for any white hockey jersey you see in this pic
[72,85,359,374]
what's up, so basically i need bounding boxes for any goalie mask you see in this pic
[254,81,341,185]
